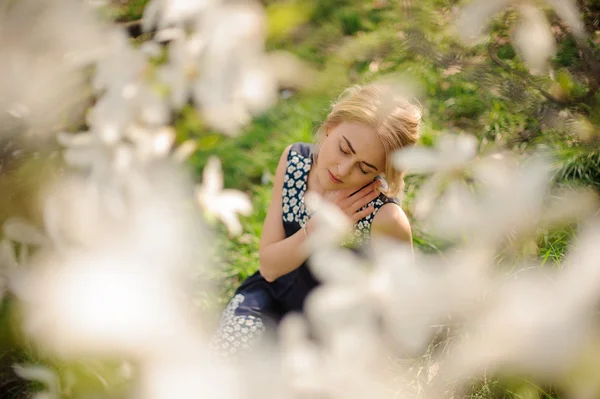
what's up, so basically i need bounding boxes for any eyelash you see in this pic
[338,144,369,175]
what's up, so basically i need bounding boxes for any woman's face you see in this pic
[315,122,386,191]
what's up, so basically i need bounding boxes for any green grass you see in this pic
[538,225,577,267]
[102,0,149,22]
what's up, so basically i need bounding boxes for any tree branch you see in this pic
[488,38,599,108]
[487,40,571,106]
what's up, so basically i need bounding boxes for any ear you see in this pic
[374,175,389,191]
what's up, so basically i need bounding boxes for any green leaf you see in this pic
[267,2,314,40]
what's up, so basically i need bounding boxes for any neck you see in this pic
[306,164,325,195]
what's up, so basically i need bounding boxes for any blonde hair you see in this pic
[313,83,422,198]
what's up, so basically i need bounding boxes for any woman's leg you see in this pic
[211,292,273,359]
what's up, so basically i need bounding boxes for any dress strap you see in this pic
[289,142,313,161]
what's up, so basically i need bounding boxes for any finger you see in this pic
[364,189,380,205]
[350,189,379,212]
[350,181,380,200]
[352,205,375,223]
[341,181,380,208]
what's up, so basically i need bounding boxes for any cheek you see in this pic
[318,143,336,164]
[348,174,373,189]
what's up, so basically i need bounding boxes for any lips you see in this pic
[328,170,343,184]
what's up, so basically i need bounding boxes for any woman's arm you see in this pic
[371,203,413,248]
[258,145,313,282]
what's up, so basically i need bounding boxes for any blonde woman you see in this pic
[212,84,421,357]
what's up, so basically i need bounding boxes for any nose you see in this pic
[337,158,353,177]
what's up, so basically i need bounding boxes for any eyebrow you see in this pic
[341,135,378,171]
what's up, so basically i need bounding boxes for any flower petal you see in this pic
[393,147,441,174]
[513,5,556,75]
[3,218,49,247]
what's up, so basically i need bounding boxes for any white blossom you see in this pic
[545,0,586,39]
[456,0,587,74]
[142,0,221,31]
[154,1,278,135]
[0,0,117,139]
[13,364,60,399]
[195,157,252,236]
[455,0,512,45]
[393,133,478,218]
[513,5,557,75]
[3,218,49,247]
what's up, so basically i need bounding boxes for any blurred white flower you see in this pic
[158,30,204,110]
[142,0,220,31]
[394,133,478,174]
[437,268,593,391]
[237,56,279,116]
[427,219,600,395]
[0,240,17,303]
[513,5,556,75]
[3,218,49,247]
[287,280,418,399]
[138,346,240,399]
[267,51,319,91]
[191,1,276,135]
[13,364,60,399]
[12,167,206,359]
[0,240,18,271]
[456,0,587,74]
[560,220,600,309]
[125,125,176,161]
[455,0,512,45]
[90,48,171,144]
[0,0,116,140]
[546,0,586,39]
[15,251,185,359]
[303,192,353,249]
[172,139,198,163]
[393,133,478,219]
[195,157,252,236]
[156,5,278,135]
[58,126,195,200]
[279,314,323,395]
[148,0,285,135]
[306,235,446,356]
[92,36,145,94]
[429,154,555,243]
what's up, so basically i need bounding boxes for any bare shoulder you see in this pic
[371,202,412,243]
[269,144,293,195]
[272,144,294,183]
[268,143,294,203]
[279,144,293,164]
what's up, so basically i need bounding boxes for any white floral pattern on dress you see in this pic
[211,293,266,358]
[282,150,312,226]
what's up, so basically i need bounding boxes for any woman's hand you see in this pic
[323,180,381,223]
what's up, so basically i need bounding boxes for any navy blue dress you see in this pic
[211,143,399,357]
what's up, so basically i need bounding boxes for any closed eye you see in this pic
[339,143,370,175]
[338,143,349,155]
